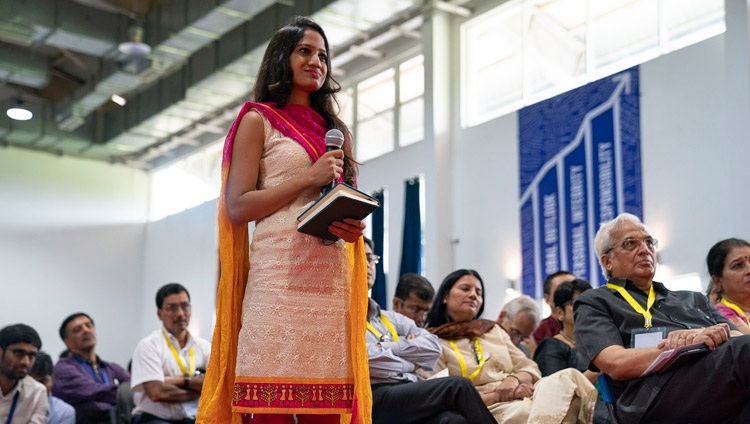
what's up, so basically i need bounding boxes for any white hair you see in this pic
[593,213,651,278]
[502,295,540,325]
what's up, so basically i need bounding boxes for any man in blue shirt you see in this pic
[30,351,75,424]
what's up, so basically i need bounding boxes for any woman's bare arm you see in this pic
[225,111,345,224]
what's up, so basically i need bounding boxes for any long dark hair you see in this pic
[553,278,592,309]
[426,269,485,327]
[253,16,357,184]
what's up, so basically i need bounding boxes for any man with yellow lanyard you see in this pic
[575,213,750,424]
[363,238,495,424]
[131,284,211,424]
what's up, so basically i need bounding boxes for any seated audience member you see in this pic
[364,238,496,424]
[53,312,131,424]
[29,350,76,424]
[392,272,435,328]
[532,271,574,344]
[575,213,750,423]
[0,324,48,424]
[131,283,210,424]
[706,238,750,334]
[497,295,540,357]
[533,280,608,424]
[705,280,720,304]
[427,269,596,423]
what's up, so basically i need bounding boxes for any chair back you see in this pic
[597,374,619,424]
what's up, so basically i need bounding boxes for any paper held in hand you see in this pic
[639,342,710,377]
[297,183,380,241]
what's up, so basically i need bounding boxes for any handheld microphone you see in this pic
[321,129,345,195]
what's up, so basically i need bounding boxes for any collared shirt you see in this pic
[130,328,211,420]
[0,375,48,424]
[47,395,75,424]
[52,353,131,423]
[366,299,442,384]
[574,277,733,417]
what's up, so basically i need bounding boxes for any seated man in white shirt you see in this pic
[0,324,48,424]
[131,284,211,424]
[364,238,495,424]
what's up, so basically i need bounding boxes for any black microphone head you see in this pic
[325,129,345,149]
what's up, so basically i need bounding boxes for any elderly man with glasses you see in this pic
[130,283,210,424]
[497,295,541,358]
[575,213,750,424]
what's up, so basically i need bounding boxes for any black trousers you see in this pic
[131,412,195,424]
[619,336,750,424]
[371,376,495,424]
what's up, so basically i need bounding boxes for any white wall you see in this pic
[0,147,149,366]
[139,199,218,345]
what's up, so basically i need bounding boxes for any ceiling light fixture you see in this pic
[6,98,33,121]
[111,94,127,106]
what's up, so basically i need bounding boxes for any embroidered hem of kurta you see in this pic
[232,377,354,413]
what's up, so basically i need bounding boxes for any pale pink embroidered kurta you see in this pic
[232,111,354,414]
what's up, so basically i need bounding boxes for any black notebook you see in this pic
[297,183,380,241]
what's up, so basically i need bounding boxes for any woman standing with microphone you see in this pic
[198,16,371,424]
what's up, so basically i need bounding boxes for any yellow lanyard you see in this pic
[606,283,656,327]
[720,298,748,322]
[367,313,400,342]
[162,329,194,376]
[449,338,485,382]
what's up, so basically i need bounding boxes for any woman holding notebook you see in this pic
[197,16,370,424]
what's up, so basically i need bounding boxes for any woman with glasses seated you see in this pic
[706,238,750,334]
[425,269,597,423]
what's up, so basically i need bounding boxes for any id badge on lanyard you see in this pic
[631,326,667,348]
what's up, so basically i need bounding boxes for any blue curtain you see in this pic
[399,177,422,276]
[371,190,387,309]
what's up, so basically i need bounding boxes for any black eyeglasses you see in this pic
[396,300,430,316]
[9,348,37,361]
[366,254,380,265]
[162,302,192,313]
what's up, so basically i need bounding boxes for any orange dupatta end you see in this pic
[196,104,250,424]
[341,238,373,424]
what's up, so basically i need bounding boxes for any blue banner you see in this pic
[519,67,642,295]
